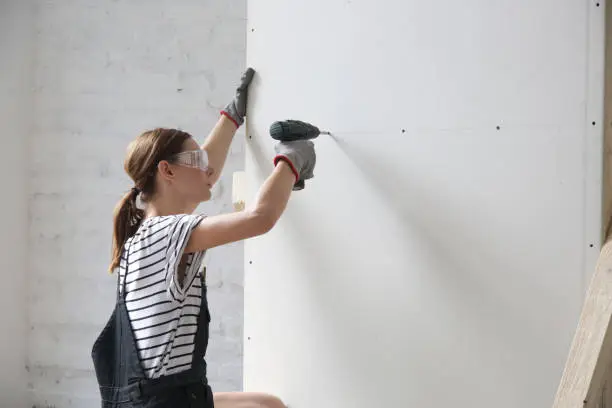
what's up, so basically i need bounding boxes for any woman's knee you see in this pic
[254,393,286,408]
[213,391,286,408]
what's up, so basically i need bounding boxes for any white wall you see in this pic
[244,1,604,407]
[21,1,247,406]
[0,1,33,406]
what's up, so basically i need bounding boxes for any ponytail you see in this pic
[108,188,145,273]
[110,127,192,272]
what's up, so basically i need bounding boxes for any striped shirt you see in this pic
[118,214,206,378]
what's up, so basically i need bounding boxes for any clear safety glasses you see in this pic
[169,150,209,171]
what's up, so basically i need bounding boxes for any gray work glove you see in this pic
[221,67,255,128]
[273,140,316,191]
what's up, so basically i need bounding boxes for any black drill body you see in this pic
[269,119,328,190]
[269,120,325,141]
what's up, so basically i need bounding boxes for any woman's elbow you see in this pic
[250,209,278,235]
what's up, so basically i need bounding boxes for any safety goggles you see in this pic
[168,150,209,171]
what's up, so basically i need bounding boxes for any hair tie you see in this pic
[131,187,140,195]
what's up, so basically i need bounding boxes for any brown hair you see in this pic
[109,128,192,272]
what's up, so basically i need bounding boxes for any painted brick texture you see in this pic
[28,1,246,406]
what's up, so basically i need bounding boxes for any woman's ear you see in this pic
[157,160,175,181]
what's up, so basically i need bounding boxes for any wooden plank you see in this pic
[584,357,612,408]
[598,366,612,408]
[552,238,612,408]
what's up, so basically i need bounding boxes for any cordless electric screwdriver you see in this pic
[269,119,330,190]
[269,119,331,142]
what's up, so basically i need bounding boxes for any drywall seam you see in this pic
[584,0,606,295]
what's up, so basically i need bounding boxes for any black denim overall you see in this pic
[91,266,214,408]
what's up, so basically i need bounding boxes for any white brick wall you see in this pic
[26,1,246,406]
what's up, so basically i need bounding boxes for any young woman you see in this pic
[91,68,316,408]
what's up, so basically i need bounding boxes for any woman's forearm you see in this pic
[251,161,296,227]
[182,161,296,253]
[201,115,238,184]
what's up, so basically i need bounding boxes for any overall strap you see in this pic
[115,266,122,299]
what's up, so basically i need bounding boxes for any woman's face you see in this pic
[169,138,215,203]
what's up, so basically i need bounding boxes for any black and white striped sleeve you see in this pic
[164,214,206,302]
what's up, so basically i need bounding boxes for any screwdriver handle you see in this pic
[269,120,321,141]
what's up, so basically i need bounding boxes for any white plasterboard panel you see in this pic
[244,1,603,407]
